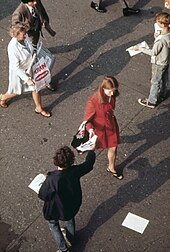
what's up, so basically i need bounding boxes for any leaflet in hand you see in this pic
[126,41,149,57]
[28,173,46,194]
[76,135,97,152]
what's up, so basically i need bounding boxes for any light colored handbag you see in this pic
[26,53,36,78]
[32,57,51,92]
[36,42,55,70]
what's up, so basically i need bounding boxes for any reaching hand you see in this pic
[27,78,35,86]
[89,128,94,139]
[133,46,140,51]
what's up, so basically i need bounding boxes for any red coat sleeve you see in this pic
[83,97,96,131]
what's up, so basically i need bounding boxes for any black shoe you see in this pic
[157,95,167,104]
[46,84,56,91]
[90,1,107,13]
[123,7,140,16]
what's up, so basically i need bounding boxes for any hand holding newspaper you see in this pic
[76,134,97,152]
[126,41,149,57]
[28,173,46,194]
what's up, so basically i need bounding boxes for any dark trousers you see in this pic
[28,29,41,47]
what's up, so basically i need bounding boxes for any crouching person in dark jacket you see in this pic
[38,146,96,252]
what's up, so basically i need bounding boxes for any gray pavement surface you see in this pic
[0,0,170,251]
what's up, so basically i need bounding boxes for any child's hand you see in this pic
[133,46,139,51]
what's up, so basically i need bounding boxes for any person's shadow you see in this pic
[50,2,158,82]
[46,4,161,111]
[117,102,170,174]
[73,156,170,251]
[46,32,152,112]
[0,0,19,21]
[47,6,162,111]
[0,216,24,252]
[98,0,152,10]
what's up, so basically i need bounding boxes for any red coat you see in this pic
[83,91,120,149]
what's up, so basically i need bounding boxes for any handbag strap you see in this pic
[26,52,37,76]
[78,121,87,131]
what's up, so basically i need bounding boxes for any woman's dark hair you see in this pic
[99,76,119,103]
[21,0,35,3]
[53,146,75,168]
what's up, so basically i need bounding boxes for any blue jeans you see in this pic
[148,64,169,104]
[47,218,75,251]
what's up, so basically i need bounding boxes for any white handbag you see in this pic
[32,57,51,92]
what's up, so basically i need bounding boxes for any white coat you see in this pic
[7,36,36,95]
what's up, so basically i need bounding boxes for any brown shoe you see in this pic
[0,94,8,108]
[35,109,51,117]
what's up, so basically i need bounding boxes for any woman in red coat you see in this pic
[83,76,123,179]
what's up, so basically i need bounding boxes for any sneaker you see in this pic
[159,96,166,102]
[61,228,72,248]
[138,98,156,108]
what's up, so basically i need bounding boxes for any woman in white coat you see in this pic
[0,23,51,117]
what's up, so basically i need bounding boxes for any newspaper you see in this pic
[76,135,97,152]
[28,173,46,194]
[126,41,149,57]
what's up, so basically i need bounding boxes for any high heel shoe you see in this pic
[0,94,8,108]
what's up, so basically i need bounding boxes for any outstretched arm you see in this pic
[74,150,96,177]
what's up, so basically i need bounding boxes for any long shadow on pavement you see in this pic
[46,31,153,112]
[0,216,23,252]
[103,0,152,9]
[46,6,161,111]
[74,156,170,251]
[2,5,161,110]
[118,102,170,174]
[49,4,160,84]
[0,0,18,21]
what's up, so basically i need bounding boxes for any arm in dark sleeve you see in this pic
[37,0,56,36]
[38,177,54,201]
[37,0,49,23]
[75,150,96,177]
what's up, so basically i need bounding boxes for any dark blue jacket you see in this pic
[38,151,96,221]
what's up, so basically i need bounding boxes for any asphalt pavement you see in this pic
[0,0,170,251]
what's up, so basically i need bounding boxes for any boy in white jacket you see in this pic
[135,13,170,108]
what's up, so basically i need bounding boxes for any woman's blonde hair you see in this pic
[98,76,119,103]
[9,23,29,38]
